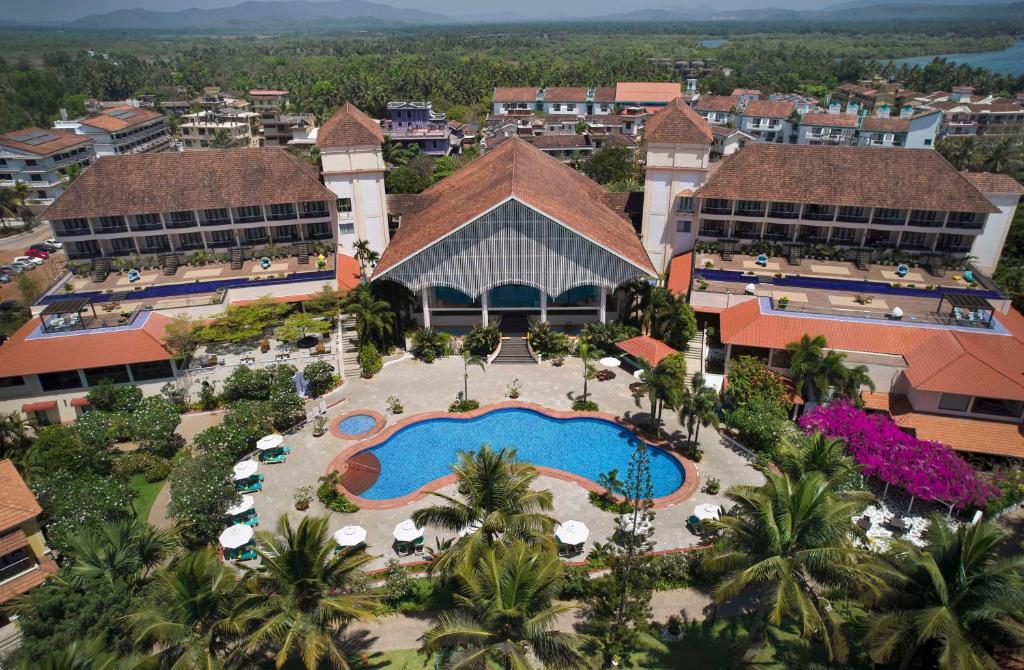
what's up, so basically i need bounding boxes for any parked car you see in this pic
[0,300,18,311]
[30,243,59,253]
[0,275,10,284]
[11,256,41,267]
[0,265,22,275]
[43,238,63,249]
[26,248,49,260]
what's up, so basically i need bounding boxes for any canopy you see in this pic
[219,524,254,549]
[618,513,653,536]
[694,503,721,521]
[334,526,368,547]
[226,495,255,517]
[555,520,590,545]
[256,434,284,451]
[232,460,258,481]
[393,519,424,542]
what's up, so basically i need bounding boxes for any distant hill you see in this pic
[599,1,1024,23]
[68,0,454,30]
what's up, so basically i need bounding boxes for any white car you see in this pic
[12,256,42,267]
[44,238,63,249]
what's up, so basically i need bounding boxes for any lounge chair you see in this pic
[237,481,263,493]
[756,254,768,267]
[242,516,259,527]
[686,515,702,532]
[236,548,258,561]
[262,453,287,464]
[895,264,909,278]
[963,270,975,283]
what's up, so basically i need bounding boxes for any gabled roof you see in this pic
[79,105,164,132]
[0,128,91,156]
[644,97,713,145]
[543,87,588,103]
[593,87,617,103]
[0,460,42,531]
[960,171,1024,194]
[697,144,998,213]
[374,138,655,277]
[317,102,383,148]
[615,82,682,104]
[616,335,678,366]
[43,148,334,220]
[493,87,539,103]
[903,331,1024,401]
[800,112,858,128]
[694,95,740,113]
[741,99,797,118]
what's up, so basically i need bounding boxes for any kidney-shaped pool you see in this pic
[348,407,686,501]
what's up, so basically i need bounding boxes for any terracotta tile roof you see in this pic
[666,252,693,297]
[43,148,334,220]
[80,105,164,132]
[929,100,1023,113]
[493,87,539,102]
[616,335,678,366]
[249,89,289,96]
[0,312,173,379]
[860,116,912,132]
[335,253,361,291]
[543,87,588,102]
[960,171,1024,194]
[318,102,383,148]
[21,401,57,413]
[697,144,998,213]
[732,88,762,96]
[695,96,740,113]
[0,128,91,156]
[593,87,617,103]
[615,82,682,104]
[644,97,713,145]
[0,460,41,532]
[527,135,591,149]
[741,99,796,118]
[800,112,858,128]
[373,138,655,278]
[386,194,426,216]
[0,529,28,557]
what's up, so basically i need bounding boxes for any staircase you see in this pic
[296,242,311,265]
[683,329,705,389]
[230,247,245,270]
[90,257,112,282]
[492,314,535,364]
[338,315,361,378]
[161,253,178,276]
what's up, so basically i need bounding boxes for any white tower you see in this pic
[317,102,389,256]
[639,97,714,273]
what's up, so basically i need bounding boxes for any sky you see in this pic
[0,0,846,24]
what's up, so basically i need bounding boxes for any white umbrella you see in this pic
[744,283,756,295]
[226,495,255,517]
[334,526,367,547]
[256,434,284,451]
[633,369,646,379]
[232,460,258,481]
[219,524,254,549]
[555,520,589,546]
[393,519,424,543]
[457,520,482,538]
[618,513,652,536]
[694,503,721,521]
[599,357,621,368]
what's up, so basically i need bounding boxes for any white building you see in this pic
[795,111,858,146]
[736,99,797,144]
[856,107,941,148]
[0,128,95,208]
[180,111,258,150]
[693,95,739,126]
[55,104,171,156]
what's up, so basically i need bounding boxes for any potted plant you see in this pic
[704,477,720,495]
[386,395,404,414]
[312,414,327,437]
[506,378,521,399]
[662,614,684,641]
[294,485,313,511]
[551,356,565,367]
[778,296,790,309]
[315,342,326,354]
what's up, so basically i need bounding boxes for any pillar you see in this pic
[598,286,607,323]
[421,287,431,329]
[540,290,547,323]
[481,290,489,327]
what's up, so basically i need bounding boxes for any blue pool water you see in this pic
[356,408,685,500]
[338,414,378,435]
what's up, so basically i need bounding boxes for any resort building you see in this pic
[179,110,260,150]
[795,112,858,146]
[0,460,55,612]
[831,80,920,114]
[693,95,739,126]
[540,87,589,116]
[614,82,683,111]
[382,101,458,156]
[492,87,541,115]
[736,99,797,144]
[491,86,619,117]
[855,108,941,148]
[249,89,317,147]
[924,98,1024,138]
[54,104,172,156]
[0,128,95,208]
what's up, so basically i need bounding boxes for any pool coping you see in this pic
[325,401,700,510]
[330,409,387,440]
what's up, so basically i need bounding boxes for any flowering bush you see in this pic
[799,400,998,509]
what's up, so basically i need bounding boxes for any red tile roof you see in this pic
[0,460,42,532]
[616,335,678,366]
[543,87,588,102]
[373,138,655,278]
[732,88,762,96]
[0,555,56,605]
[0,128,91,156]
[666,252,693,297]
[960,171,1024,194]
[593,87,617,103]
[80,105,164,132]
[741,99,797,118]
[43,148,334,220]
[800,112,858,128]
[336,253,361,291]
[21,401,57,413]
[317,102,383,148]
[859,116,911,132]
[694,96,740,113]
[615,82,682,104]
[644,97,713,145]
[249,89,289,96]
[493,87,539,102]
[698,144,997,213]
[0,312,174,378]
[0,529,28,557]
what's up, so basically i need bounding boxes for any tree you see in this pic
[864,516,1024,670]
[20,638,155,670]
[302,360,336,396]
[343,284,395,349]
[209,128,238,149]
[303,285,345,316]
[580,144,638,186]
[421,541,588,669]
[167,450,240,548]
[786,334,850,404]
[0,182,29,228]
[679,372,720,446]
[122,396,183,457]
[352,239,375,279]
[725,392,789,453]
[86,380,143,413]
[60,163,84,189]
[198,298,289,344]
[411,444,556,576]
[62,517,173,589]
[838,363,875,406]
[725,355,792,411]
[0,410,33,463]
[772,432,862,493]
[30,471,134,551]
[273,311,331,343]
[161,315,200,360]
[578,341,597,403]
[16,271,43,304]
[234,515,377,670]
[633,354,686,433]
[460,349,485,400]
[704,471,883,663]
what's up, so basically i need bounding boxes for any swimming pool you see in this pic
[350,407,686,501]
[337,414,378,436]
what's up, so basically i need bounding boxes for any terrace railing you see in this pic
[770,298,994,329]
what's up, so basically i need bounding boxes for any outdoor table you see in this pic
[887,516,907,532]
[226,495,255,518]
[694,503,721,521]
[393,519,424,555]
[856,516,872,531]
[256,434,284,452]
[219,524,254,552]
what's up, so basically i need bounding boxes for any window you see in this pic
[0,376,24,388]
[924,139,933,146]
[675,220,691,233]
[677,197,694,213]
[337,198,352,214]
[111,238,135,253]
[831,228,855,242]
[99,215,125,228]
[0,546,33,582]
[39,370,83,392]
[971,396,1024,418]
[84,365,131,386]
[901,232,926,247]
[300,201,327,217]
[244,227,267,243]
[211,230,234,245]
[938,393,971,412]
[129,360,174,381]
[338,222,355,236]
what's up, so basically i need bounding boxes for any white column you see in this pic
[598,286,607,323]
[540,291,547,323]
[421,287,431,329]
[481,290,489,327]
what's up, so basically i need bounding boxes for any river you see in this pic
[890,40,1024,76]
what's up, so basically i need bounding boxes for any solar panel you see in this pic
[10,133,35,142]
[24,133,59,146]
[108,110,138,119]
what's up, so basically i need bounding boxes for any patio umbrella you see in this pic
[744,283,756,295]
[226,495,255,517]
[457,520,482,538]
[232,460,258,481]
[256,434,284,451]
[618,513,652,536]
[599,357,621,368]
[334,526,367,547]
[219,524,254,549]
[694,503,721,521]
[393,519,424,543]
[633,369,646,379]
[555,520,589,546]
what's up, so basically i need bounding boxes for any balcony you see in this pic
[267,208,297,222]
[872,214,906,226]
[803,207,836,222]
[176,242,205,251]
[130,222,163,232]
[166,218,198,229]
[946,215,983,230]
[907,215,943,228]
[93,225,128,235]
[56,228,92,238]
[701,204,732,215]
[201,217,231,227]
[305,230,333,241]
[735,205,766,217]
[299,208,329,220]
[243,236,270,246]
[142,245,171,254]
[234,214,265,224]
[836,208,869,224]
[768,205,800,219]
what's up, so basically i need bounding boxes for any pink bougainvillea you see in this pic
[799,400,999,509]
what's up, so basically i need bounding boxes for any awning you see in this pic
[69,397,90,407]
[21,401,57,413]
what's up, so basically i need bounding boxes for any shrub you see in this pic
[86,380,143,413]
[198,383,219,410]
[527,321,570,359]
[381,559,418,609]
[386,395,404,414]
[411,328,451,363]
[168,449,239,548]
[580,321,638,355]
[703,477,720,494]
[33,424,113,478]
[448,398,480,413]
[294,485,313,511]
[726,356,792,410]
[572,398,599,412]
[316,473,359,512]
[462,323,501,356]
[588,490,631,514]
[30,471,134,550]
[559,564,593,600]
[647,551,698,590]
[113,453,171,482]
[303,360,338,396]
[358,343,383,377]
[726,394,788,453]
[983,467,1024,516]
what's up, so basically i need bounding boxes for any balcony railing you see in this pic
[0,556,35,583]
[701,206,732,215]
[299,209,329,219]
[735,207,766,217]
[305,231,333,240]
[768,206,800,219]
[803,209,835,222]
[176,242,205,251]
[908,216,943,227]
[166,219,198,229]
[872,215,906,226]
[234,214,265,224]
[947,217,983,230]
[56,228,92,238]
[836,208,869,223]
[267,210,297,221]
[142,245,171,254]
[94,225,128,235]
[130,223,164,232]
[938,244,972,253]
[244,236,270,245]
[201,217,231,227]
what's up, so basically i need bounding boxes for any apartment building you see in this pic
[926,99,1024,138]
[248,89,317,147]
[615,82,684,110]
[795,112,858,145]
[736,99,796,144]
[832,80,920,114]
[856,108,941,148]
[54,104,171,156]
[42,148,338,261]
[180,110,260,150]
[0,128,95,208]
[693,95,739,126]
[0,461,55,612]
[492,87,541,115]
[491,86,621,117]
[383,101,457,156]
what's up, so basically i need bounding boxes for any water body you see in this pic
[699,39,727,48]
[890,40,1024,75]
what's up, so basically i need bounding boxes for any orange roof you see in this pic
[615,82,682,104]
[800,112,858,128]
[960,171,1024,194]
[741,99,796,118]
[666,252,693,297]
[0,460,42,532]
[0,128,92,156]
[903,331,1024,401]
[0,312,173,378]
[616,335,678,366]
[493,87,539,102]
[336,253,361,291]
[21,401,56,413]
[644,97,714,145]
[80,105,164,132]
[0,555,56,605]
[317,102,382,148]
[249,89,289,96]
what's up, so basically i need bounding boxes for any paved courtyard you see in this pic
[174,355,765,570]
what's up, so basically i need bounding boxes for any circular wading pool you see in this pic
[332,410,386,439]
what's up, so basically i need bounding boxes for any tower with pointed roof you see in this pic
[640,97,714,273]
[317,102,389,256]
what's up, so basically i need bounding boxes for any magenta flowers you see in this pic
[799,401,998,509]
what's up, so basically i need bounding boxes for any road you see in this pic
[0,224,64,304]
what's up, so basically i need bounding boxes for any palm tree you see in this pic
[460,349,485,401]
[63,517,174,588]
[209,128,238,149]
[785,334,849,404]
[633,356,685,433]
[578,341,597,402]
[704,471,884,663]
[681,372,720,446]
[864,516,1024,670]
[772,432,862,492]
[60,163,84,189]
[0,183,28,229]
[421,540,588,670]
[838,364,875,406]
[125,548,245,669]
[234,514,377,670]
[411,444,556,576]
[0,411,33,463]
[24,639,156,670]
[343,285,395,349]
[980,137,1024,174]
[352,239,373,278]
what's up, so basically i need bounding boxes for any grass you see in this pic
[357,649,432,669]
[129,474,166,522]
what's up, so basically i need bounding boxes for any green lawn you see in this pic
[129,474,166,523]
[358,649,432,669]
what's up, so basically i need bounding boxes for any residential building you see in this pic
[856,108,941,148]
[540,87,589,116]
[0,128,95,208]
[736,99,796,143]
[693,95,739,126]
[591,87,617,115]
[832,80,919,114]
[924,98,1024,138]
[732,88,762,106]
[795,112,858,146]
[54,104,171,156]
[42,147,338,261]
[710,126,752,158]
[487,132,638,162]
[179,110,259,150]
[249,90,317,147]
[0,460,55,612]
[383,101,458,156]
[492,87,540,115]
[615,82,683,111]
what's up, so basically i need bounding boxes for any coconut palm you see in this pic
[412,444,556,576]
[680,372,720,446]
[863,516,1024,670]
[352,239,373,278]
[421,540,588,670]
[233,514,377,670]
[0,411,33,462]
[704,471,884,663]
[0,183,29,229]
[771,432,862,493]
[60,163,84,189]
[209,128,238,149]
[578,341,597,402]
[63,517,175,588]
[125,548,245,669]
[838,364,875,406]
[980,137,1024,174]
[24,639,156,670]
[343,285,395,349]
[633,356,686,433]
[785,334,849,404]
[460,349,486,401]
